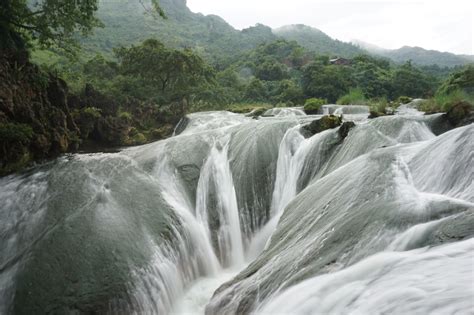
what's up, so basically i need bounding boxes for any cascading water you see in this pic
[0,107,472,314]
[195,135,245,268]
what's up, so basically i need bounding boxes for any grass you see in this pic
[367,97,390,114]
[419,89,474,113]
[337,88,367,105]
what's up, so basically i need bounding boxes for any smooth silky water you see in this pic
[0,105,472,314]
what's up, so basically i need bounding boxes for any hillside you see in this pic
[80,0,277,65]
[81,1,367,64]
[273,24,365,58]
[80,1,474,68]
[353,40,473,67]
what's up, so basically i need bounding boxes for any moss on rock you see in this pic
[301,115,342,138]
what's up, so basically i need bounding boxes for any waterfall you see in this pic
[0,105,472,315]
[196,135,245,268]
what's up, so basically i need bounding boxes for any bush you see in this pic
[83,107,102,119]
[368,97,389,114]
[118,111,132,121]
[0,123,34,144]
[419,89,474,113]
[304,98,327,113]
[337,88,367,105]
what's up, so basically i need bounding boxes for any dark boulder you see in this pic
[445,101,474,127]
[338,121,356,140]
[301,115,342,138]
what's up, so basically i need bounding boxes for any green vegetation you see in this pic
[419,89,474,113]
[437,65,474,95]
[0,123,34,174]
[337,88,367,105]
[1,0,473,175]
[303,98,326,113]
[226,103,272,114]
[416,66,474,113]
[0,0,100,52]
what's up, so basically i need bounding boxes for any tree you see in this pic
[302,62,353,103]
[255,57,289,81]
[0,0,100,52]
[0,0,163,53]
[244,78,267,102]
[390,61,435,98]
[273,80,304,104]
[437,65,474,95]
[115,39,214,109]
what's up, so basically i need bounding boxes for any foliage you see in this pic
[118,111,132,121]
[419,89,474,113]
[337,88,367,105]
[273,80,304,104]
[302,62,353,103]
[367,97,389,114]
[0,122,33,143]
[437,65,474,95]
[115,38,214,107]
[303,98,326,112]
[390,61,436,99]
[83,107,102,119]
[0,0,101,52]
[244,78,268,102]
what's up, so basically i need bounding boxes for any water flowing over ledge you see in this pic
[0,106,472,314]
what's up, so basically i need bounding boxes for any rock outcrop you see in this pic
[0,52,181,175]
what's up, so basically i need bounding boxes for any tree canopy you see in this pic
[0,0,163,53]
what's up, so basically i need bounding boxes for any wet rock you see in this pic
[445,101,474,127]
[428,101,474,135]
[368,111,386,119]
[301,115,342,138]
[338,121,356,140]
[245,107,267,118]
[173,117,190,135]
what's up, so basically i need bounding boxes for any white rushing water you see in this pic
[258,238,474,315]
[1,106,472,314]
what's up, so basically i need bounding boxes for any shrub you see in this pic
[118,111,132,121]
[83,107,102,119]
[304,98,327,113]
[0,123,34,144]
[337,88,367,105]
[368,97,389,114]
[419,89,474,113]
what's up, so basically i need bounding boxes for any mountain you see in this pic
[273,24,365,58]
[353,40,473,67]
[81,0,473,68]
[382,46,473,67]
[82,1,366,64]
[81,0,277,65]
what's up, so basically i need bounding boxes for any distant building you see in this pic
[329,57,352,66]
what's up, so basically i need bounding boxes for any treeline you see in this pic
[46,38,472,113]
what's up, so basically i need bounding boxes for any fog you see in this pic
[187,0,473,55]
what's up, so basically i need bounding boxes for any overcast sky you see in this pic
[186,0,473,55]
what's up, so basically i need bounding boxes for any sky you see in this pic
[186,0,474,55]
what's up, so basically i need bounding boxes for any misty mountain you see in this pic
[273,24,365,58]
[81,0,277,65]
[83,0,472,67]
[353,40,473,67]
